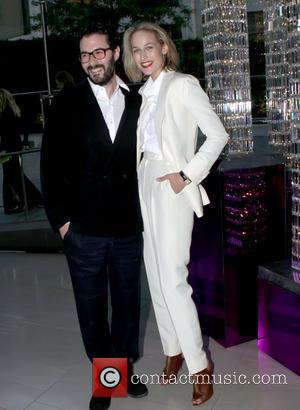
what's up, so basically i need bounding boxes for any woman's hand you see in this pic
[157,173,187,194]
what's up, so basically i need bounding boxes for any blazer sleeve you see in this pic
[40,94,71,232]
[181,75,229,185]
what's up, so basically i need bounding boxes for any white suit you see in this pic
[137,71,229,374]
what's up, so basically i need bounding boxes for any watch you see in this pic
[179,171,192,185]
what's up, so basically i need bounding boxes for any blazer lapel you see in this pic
[136,71,175,166]
[154,71,174,140]
[113,87,130,145]
[83,80,112,145]
[136,82,148,166]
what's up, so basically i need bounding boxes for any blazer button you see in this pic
[103,175,108,179]
[123,174,127,179]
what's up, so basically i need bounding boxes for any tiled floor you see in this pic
[0,252,299,410]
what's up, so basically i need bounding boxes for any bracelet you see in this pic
[179,170,192,184]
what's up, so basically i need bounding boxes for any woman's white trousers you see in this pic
[138,154,208,374]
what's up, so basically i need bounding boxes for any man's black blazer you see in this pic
[40,78,143,236]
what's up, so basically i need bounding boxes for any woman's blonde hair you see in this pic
[123,22,179,82]
[0,88,21,117]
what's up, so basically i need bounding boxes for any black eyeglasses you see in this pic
[79,47,112,63]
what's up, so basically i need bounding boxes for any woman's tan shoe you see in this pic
[192,365,213,406]
[160,353,184,384]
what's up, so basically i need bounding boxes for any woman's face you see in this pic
[130,30,168,80]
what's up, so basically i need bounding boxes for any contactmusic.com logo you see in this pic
[92,358,128,397]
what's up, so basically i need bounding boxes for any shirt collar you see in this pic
[139,70,167,98]
[88,76,129,100]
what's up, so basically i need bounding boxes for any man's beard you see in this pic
[86,55,115,86]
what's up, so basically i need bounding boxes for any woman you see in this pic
[0,89,43,214]
[55,70,75,92]
[123,22,229,405]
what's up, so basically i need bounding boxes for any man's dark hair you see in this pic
[79,23,120,50]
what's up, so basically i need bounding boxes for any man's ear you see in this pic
[114,46,121,62]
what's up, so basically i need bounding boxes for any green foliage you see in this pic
[32,0,190,39]
[249,33,265,76]
[248,34,266,116]
[177,38,205,80]
[9,2,267,118]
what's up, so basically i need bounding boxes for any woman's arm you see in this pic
[182,76,229,185]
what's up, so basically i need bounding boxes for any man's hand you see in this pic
[157,173,187,194]
[59,222,70,240]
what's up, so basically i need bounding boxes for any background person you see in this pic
[123,22,229,406]
[55,70,75,92]
[0,88,43,214]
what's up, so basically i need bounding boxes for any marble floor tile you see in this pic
[25,403,63,410]
[0,252,299,410]
[0,378,43,410]
[0,356,67,390]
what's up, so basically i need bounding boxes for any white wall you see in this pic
[181,0,202,39]
[182,0,264,39]
[0,0,24,39]
[28,0,40,17]
[247,0,264,12]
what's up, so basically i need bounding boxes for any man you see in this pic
[41,24,147,410]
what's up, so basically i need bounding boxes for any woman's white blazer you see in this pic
[137,71,229,217]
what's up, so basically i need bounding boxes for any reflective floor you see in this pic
[0,252,299,410]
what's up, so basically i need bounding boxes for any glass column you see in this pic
[202,0,253,153]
